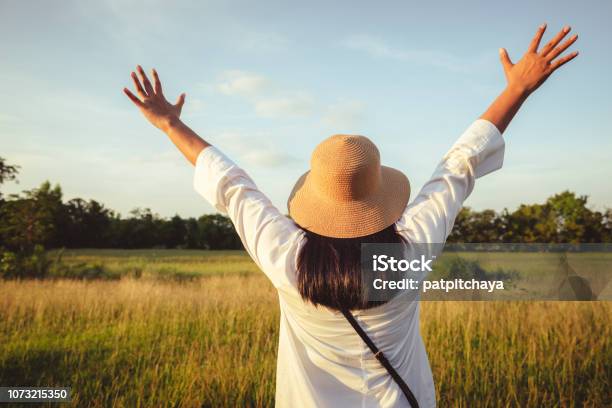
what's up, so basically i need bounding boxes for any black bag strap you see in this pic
[341,309,420,408]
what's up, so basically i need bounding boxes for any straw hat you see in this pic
[288,134,410,238]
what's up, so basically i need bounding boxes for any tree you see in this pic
[0,182,63,251]
[62,199,114,248]
[448,208,505,243]
[110,208,165,248]
[604,209,612,242]
[197,214,242,249]
[184,217,200,249]
[502,203,555,243]
[0,157,19,201]
[545,191,605,243]
[161,215,187,248]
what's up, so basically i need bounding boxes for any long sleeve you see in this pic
[193,146,303,288]
[396,119,505,244]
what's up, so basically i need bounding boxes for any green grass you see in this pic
[1,250,610,407]
[50,249,260,280]
[52,249,612,300]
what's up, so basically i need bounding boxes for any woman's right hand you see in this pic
[123,65,186,131]
[499,24,579,97]
[481,24,579,133]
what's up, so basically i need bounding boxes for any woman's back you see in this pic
[191,119,504,407]
[276,276,433,407]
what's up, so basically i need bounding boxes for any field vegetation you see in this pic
[0,250,610,407]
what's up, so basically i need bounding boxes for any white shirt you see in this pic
[193,119,505,408]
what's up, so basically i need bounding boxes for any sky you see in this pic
[1,0,611,218]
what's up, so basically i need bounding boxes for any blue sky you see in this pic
[1,0,611,218]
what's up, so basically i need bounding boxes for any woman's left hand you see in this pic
[123,66,186,131]
[499,24,579,96]
[481,24,579,133]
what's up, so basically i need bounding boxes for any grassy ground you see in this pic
[0,250,610,407]
[51,249,260,280]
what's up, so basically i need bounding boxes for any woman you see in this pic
[124,25,578,407]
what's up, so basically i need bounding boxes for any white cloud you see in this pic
[212,70,366,125]
[213,70,315,118]
[322,99,366,131]
[254,94,315,118]
[342,34,489,72]
[216,70,272,98]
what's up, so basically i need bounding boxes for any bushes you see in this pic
[0,246,119,280]
[0,245,51,279]
[433,256,518,283]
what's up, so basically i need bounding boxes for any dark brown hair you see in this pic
[296,224,405,311]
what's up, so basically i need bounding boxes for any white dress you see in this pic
[193,119,505,407]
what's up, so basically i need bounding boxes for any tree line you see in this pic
[0,183,242,252]
[447,191,612,244]
[1,157,611,256]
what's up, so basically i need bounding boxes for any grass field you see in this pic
[0,250,610,407]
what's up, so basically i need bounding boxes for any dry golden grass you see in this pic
[0,272,610,406]
[0,277,278,407]
[420,301,611,407]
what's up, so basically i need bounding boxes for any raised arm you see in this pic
[123,66,209,165]
[398,24,579,245]
[481,24,579,133]
[123,66,300,288]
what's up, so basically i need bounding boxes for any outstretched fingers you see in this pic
[546,34,578,61]
[540,26,571,56]
[550,51,579,72]
[124,65,186,117]
[152,68,163,96]
[131,71,147,98]
[137,65,155,95]
[123,88,143,107]
[528,24,547,53]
